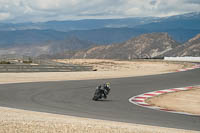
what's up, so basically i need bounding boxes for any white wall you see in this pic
[164,57,200,62]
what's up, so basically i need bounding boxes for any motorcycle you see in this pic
[92,84,110,101]
[92,88,103,101]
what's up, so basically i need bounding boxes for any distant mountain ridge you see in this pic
[0,29,67,47]
[1,12,199,32]
[0,12,200,57]
[52,33,180,59]
[0,36,93,56]
[163,34,200,57]
[46,33,200,59]
[0,17,160,32]
[1,32,200,58]
[0,12,199,48]
[136,12,200,30]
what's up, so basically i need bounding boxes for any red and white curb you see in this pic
[129,85,200,115]
[177,64,200,72]
[128,64,200,115]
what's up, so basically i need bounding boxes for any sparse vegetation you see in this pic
[0,61,11,64]
[23,60,32,64]
[23,57,33,64]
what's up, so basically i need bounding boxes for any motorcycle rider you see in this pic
[103,82,110,95]
[93,82,111,101]
[99,82,110,99]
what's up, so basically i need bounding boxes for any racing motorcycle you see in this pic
[92,83,110,101]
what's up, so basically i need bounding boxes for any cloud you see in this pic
[150,0,157,5]
[184,0,200,4]
[0,12,10,20]
[0,0,199,22]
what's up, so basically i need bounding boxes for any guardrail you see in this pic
[164,57,200,62]
[0,64,93,72]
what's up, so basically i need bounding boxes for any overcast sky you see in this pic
[0,0,200,22]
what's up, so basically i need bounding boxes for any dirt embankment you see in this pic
[0,107,198,133]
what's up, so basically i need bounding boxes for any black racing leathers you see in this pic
[100,85,110,99]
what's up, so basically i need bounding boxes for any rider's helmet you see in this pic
[105,82,110,88]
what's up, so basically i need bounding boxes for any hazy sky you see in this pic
[0,0,200,22]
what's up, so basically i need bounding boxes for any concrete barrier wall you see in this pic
[164,57,200,62]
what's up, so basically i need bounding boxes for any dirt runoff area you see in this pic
[0,107,198,133]
[146,87,200,115]
[0,59,198,133]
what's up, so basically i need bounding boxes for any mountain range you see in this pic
[43,33,200,59]
[0,12,199,58]
[163,34,200,57]
[0,17,160,32]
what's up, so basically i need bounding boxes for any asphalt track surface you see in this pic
[0,69,200,131]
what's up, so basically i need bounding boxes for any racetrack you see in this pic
[0,68,200,131]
